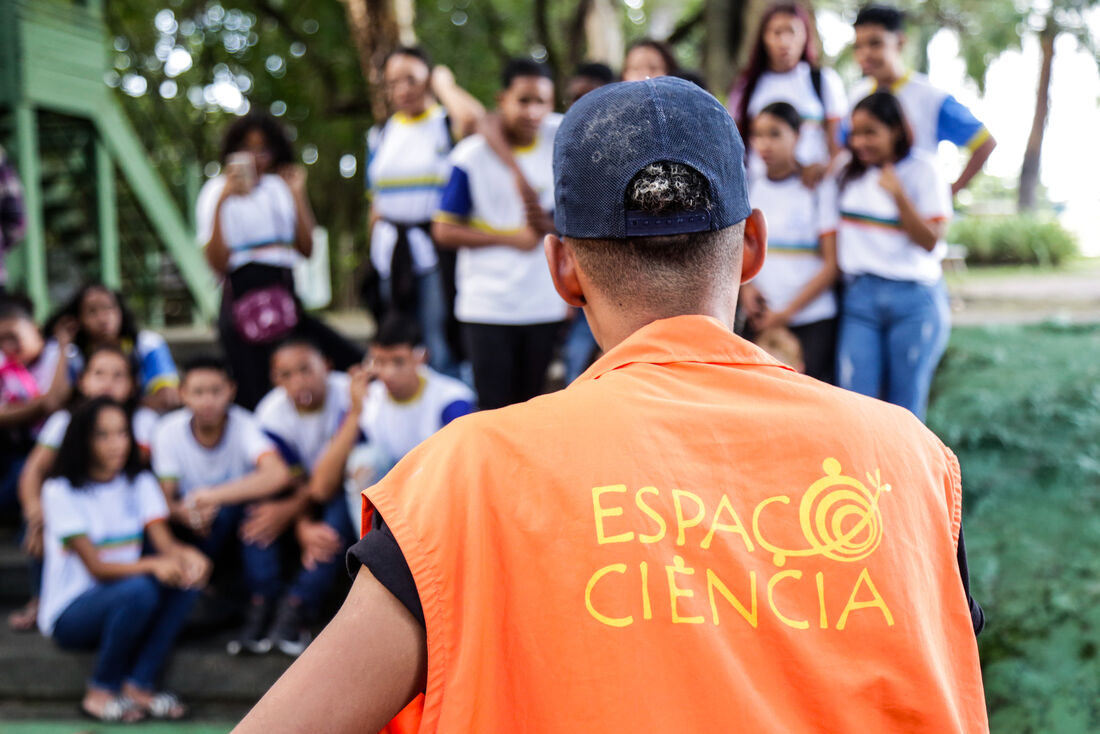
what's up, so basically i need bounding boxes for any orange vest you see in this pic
[364,315,988,733]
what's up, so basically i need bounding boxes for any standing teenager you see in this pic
[39,397,210,722]
[729,3,847,186]
[836,92,952,420]
[741,102,839,382]
[365,47,484,376]
[431,59,568,409]
[849,4,995,195]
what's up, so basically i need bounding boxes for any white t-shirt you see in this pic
[37,406,159,452]
[360,366,475,464]
[255,372,350,474]
[38,471,168,634]
[733,62,847,172]
[748,174,838,325]
[195,173,300,271]
[436,114,569,325]
[27,339,62,394]
[150,405,277,496]
[367,105,453,277]
[837,152,951,285]
[848,72,989,158]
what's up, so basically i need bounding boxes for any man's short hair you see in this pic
[182,353,233,381]
[272,335,324,360]
[572,62,615,86]
[373,312,424,349]
[854,4,905,31]
[567,161,742,312]
[501,58,553,89]
[0,293,33,322]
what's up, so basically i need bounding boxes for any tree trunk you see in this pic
[704,0,766,98]
[339,0,403,122]
[1018,16,1056,212]
[584,0,623,68]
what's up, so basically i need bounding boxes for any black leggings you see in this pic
[463,321,564,410]
[790,317,837,385]
[219,264,364,409]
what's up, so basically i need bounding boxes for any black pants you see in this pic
[219,264,364,409]
[463,321,564,410]
[790,317,837,384]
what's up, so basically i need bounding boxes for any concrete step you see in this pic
[0,534,30,604]
[0,602,291,706]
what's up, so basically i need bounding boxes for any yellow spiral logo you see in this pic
[752,458,892,567]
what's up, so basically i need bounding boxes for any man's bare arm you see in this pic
[233,566,427,734]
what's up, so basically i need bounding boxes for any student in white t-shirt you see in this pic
[39,397,210,722]
[150,355,292,655]
[253,338,358,655]
[365,47,484,377]
[197,113,363,409]
[432,59,568,409]
[15,346,156,633]
[836,92,952,421]
[309,313,474,537]
[848,5,995,195]
[741,102,839,382]
[728,3,847,187]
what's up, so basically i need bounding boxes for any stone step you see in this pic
[0,535,30,604]
[0,602,291,706]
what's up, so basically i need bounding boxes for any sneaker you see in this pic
[269,597,311,657]
[226,597,273,655]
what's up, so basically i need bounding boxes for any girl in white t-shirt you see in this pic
[197,113,364,409]
[39,397,210,722]
[835,92,952,420]
[365,46,484,378]
[741,102,839,382]
[728,3,846,187]
[13,346,157,634]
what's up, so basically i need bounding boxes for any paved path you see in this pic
[946,260,1099,325]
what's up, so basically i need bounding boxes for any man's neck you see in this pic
[875,62,908,89]
[586,291,737,353]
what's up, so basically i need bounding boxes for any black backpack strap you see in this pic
[810,67,825,113]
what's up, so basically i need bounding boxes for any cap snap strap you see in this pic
[624,209,712,237]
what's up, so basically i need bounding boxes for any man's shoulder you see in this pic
[449,135,490,166]
[154,407,190,435]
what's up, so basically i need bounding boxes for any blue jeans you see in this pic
[51,575,199,691]
[563,311,599,384]
[381,267,458,378]
[286,494,356,615]
[837,274,950,421]
[198,503,282,600]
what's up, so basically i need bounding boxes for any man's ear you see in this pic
[544,234,587,308]
[741,208,767,284]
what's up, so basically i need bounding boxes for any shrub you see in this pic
[949,215,1079,266]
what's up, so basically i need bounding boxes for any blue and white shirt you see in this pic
[435,114,569,325]
[255,371,351,475]
[848,71,990,156]
[196,173,300,271]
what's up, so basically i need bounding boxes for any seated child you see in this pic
[310,313,475,536]
[252,338,358,655]
[1,295,73,511]
[13,345,156,632]
[39,397,211,722]
[46,283,180,412]
[150,355,291,655]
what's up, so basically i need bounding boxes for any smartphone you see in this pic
[226,152,257,193]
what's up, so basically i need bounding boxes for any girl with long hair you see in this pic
[38,397,210,721]
[835,92,952,420]
[729,3,846,186]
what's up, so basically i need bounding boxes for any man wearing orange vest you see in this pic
[235,76,988,733]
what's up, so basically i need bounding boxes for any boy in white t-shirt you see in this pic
[253,338,357,655]
[150,355,292,655]
[848,4,995,195]
[431,58,569,409]
[309,313,474,537]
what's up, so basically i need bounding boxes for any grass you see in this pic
[927,321,1100,732]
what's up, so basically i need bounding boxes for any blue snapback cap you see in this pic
[553,76,751,239]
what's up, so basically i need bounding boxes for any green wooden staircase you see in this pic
[0,0,216,321]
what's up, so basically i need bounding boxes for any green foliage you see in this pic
[928,323,1100,732]
[949,215,1079,266]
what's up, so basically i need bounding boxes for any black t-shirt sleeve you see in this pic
[957,523,985,635]
[346,513,425,626]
